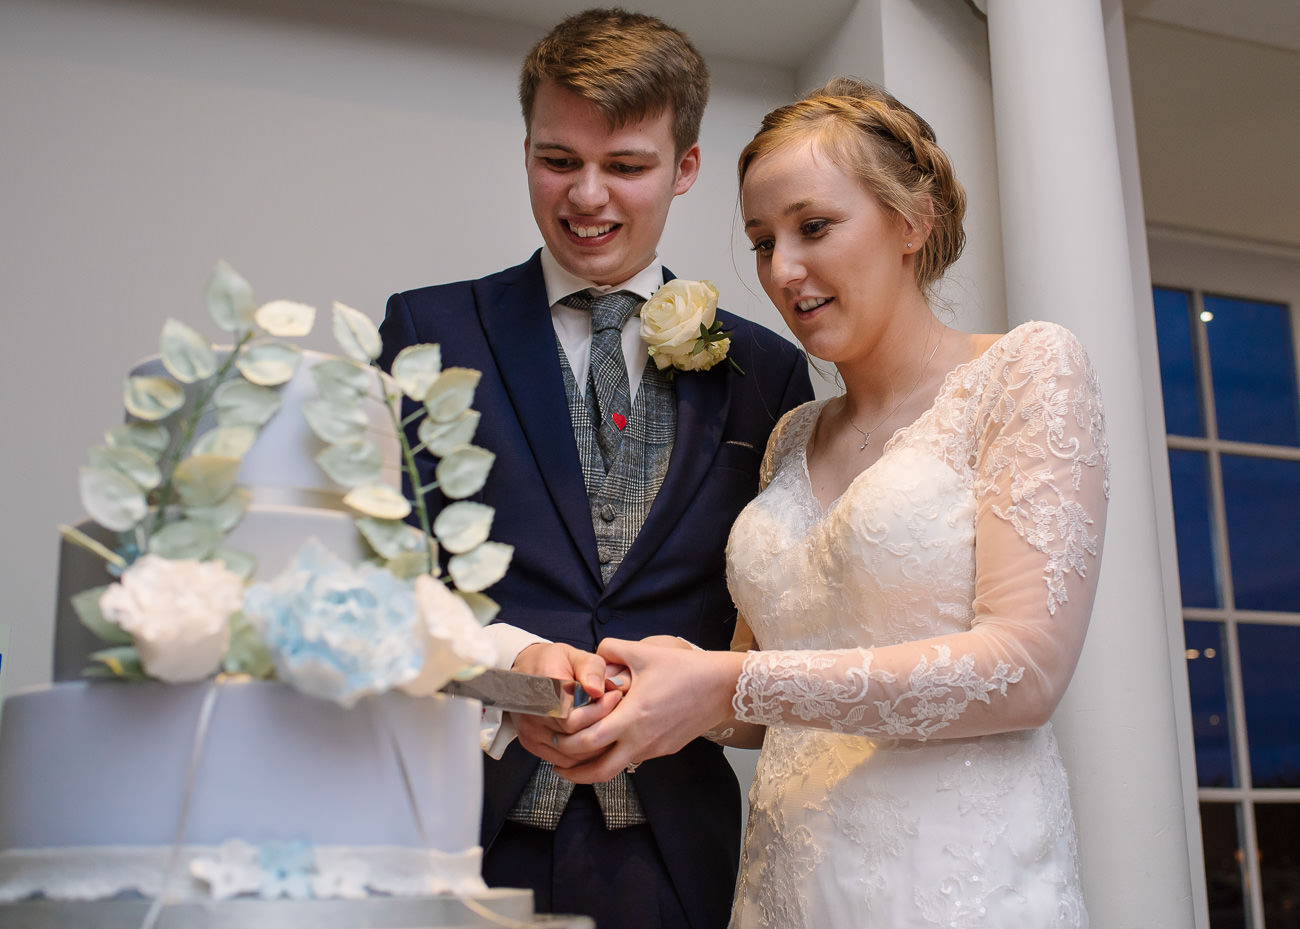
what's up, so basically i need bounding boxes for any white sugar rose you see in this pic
[400,573,498,697]
[100,554,242,682]
[640,279,731,372]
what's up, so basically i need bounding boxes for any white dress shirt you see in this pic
[479,248,665,756]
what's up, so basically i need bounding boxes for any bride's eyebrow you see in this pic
[744,199,816,229]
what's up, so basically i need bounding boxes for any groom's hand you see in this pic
[510,642,624,767]
[554,637,746,784]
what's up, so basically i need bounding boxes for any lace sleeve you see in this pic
[758,403,810,492]
[732,323,1110,740]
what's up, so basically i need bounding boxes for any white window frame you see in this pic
[1148,226,1300,929]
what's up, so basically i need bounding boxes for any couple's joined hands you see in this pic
[509,637,748,783]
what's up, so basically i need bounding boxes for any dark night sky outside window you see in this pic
[1153,283,1300,929]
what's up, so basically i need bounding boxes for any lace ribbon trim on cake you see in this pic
[0,844,486,903]
[732,646,1024,740]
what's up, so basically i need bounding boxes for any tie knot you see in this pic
[563,290,643,333]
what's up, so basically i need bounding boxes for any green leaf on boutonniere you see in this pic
[254,299,316,338]
[88,645,149,681]
[106,422,171,460]
[424,368,481,422]
[236,341,301,387]
[223,611,275,677]
[160,318,218,384]
[172,454,240,507]
[186,487,251,534]
[206,260,256,333]
[80,466,148,532]
[192,426,258,460]
[356,516,429,560]
[456,590,500,625]
[214,379,282,428]
[436,445,494,499]
[316,439,383,487]
[434,501,494,554]
[392,344,443,401]
[343,483,412,520]
[448,541,513,593]
[332,301,382,363]
[71,585,134,645]
[124,375,185,421]
[89,445,162,492]
[693,321,745,375]
[148,518,220,560]
[302,396,369,444]
[311,358,371,404]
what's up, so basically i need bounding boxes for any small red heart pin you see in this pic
[612,413,627,431]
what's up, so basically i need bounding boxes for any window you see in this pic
[1151,234,1300,929]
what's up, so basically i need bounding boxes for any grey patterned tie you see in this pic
[563,290,642,469]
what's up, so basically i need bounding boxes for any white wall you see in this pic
[798,0,1002,336]
[0,0,795,695]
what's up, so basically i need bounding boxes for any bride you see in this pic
[555,78,1109,928]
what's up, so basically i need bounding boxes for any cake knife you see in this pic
[440,667,592,717]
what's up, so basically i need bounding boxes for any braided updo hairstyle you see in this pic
[738,77,966,296]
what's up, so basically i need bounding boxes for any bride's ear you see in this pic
[900,197,935,253]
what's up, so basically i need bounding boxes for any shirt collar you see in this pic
[539,247,665,308]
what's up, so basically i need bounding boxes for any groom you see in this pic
[378,9,812,928]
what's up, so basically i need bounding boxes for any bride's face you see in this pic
[741,139,916,366]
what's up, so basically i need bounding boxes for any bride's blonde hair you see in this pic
[738,77,967,297]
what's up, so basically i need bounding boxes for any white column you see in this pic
[984,2,1201,927]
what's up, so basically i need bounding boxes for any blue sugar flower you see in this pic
[259,840,316,899]
[244,538,422,706]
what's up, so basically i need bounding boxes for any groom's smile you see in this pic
[525,81,699,287]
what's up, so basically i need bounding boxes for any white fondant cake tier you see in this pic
[0,681,486,903]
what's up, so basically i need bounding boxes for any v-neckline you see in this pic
[801,331,1011,515]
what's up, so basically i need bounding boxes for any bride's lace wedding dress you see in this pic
[725,321,1109,928]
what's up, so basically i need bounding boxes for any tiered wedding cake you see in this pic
[0,268,553,928]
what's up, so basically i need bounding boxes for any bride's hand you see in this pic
[552,638,746,784]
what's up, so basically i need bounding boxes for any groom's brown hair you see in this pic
[518,8,710,158]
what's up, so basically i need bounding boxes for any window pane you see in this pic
[1169,450,1222,608]
[1221,455,1300,612]
[1256,803,1300,929]
[1204,294,1300,447]
[1154,287,1205,437]
[1186,621,1236,787]
[1201,802,1248,929]
[1237,623,1300,788]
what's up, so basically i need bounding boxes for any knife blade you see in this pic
[440,667,590,717]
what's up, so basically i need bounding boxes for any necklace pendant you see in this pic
[858,432,871,452]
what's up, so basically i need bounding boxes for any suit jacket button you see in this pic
[600,504,617,522]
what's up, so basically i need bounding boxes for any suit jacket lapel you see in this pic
[475,254,601,584]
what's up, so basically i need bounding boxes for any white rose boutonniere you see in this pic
[640,279,743,374]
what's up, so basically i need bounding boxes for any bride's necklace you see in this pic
[847,328,944,452]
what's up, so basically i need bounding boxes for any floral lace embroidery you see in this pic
[725,322,1099,928]
[733,645,1024,740]
[750,820,822,927]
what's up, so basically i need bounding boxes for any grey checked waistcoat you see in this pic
[505,330,677,830]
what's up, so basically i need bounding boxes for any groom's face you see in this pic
[525,82,700,287]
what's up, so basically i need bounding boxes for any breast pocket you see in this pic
[713,438,762,474]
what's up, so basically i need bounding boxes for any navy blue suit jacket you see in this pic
[379,251,813,928]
